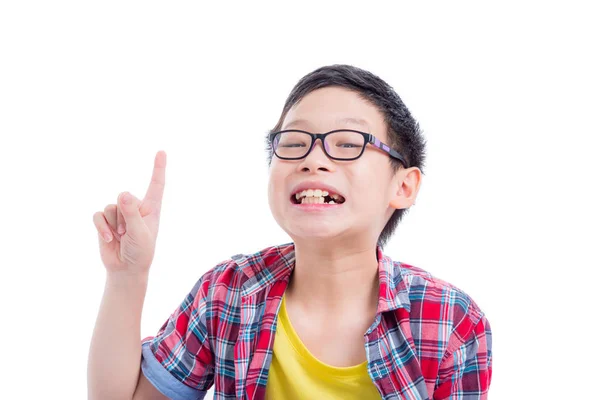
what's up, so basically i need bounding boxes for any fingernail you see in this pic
[122,193,131,204]
[103,232,113,242]
[118,224,125,234]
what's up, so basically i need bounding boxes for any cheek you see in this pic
[267,176,277,203]
[348,164,391,205]
[267,180,279,219]
[348,164,378,190]
[267,166,286,204]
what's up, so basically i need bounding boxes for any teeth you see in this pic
[301,197,337,205]
[294,188,344,205]
[295,189,338,198]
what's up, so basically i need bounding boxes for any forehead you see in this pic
[282,86,386,134]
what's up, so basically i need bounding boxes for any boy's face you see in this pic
[268,86,420,245]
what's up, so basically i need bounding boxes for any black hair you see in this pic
[265,64,427,247]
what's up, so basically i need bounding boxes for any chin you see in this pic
[285,223,344,241]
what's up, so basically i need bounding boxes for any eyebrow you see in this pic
[282,117,371,131]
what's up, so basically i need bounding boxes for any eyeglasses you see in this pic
[268,129,408,167]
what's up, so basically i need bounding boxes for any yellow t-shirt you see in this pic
[265,294,381,400]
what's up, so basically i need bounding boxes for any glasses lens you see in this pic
[273,130,366,159]
[273,131,312,158]
[325,130,365,159]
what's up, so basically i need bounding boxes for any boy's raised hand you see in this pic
[93,151,167,276]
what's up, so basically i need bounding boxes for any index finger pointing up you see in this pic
[143,150,167,210]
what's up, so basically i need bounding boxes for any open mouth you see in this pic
[291,189,346,205]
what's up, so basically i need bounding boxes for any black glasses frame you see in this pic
[268,129,408,167]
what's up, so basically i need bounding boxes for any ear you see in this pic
[389,167,422,209]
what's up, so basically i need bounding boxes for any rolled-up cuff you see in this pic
[141,341,207,400]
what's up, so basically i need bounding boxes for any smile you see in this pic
[290,189,346,205]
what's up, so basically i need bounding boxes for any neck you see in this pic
[286,240,380,314]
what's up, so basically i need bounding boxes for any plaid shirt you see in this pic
[141,243,492,399]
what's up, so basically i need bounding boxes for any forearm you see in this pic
[87,271,149,400]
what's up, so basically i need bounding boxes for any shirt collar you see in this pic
[233,242,410,313]
[375,244,411,313]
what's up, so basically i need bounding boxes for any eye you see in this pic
[276,131,310,148]
[280,143,307,148]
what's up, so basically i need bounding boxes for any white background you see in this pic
[1,1,598,398]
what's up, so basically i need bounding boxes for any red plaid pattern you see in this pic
[141,243,492,399]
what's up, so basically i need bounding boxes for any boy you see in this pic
[89,64,492,399]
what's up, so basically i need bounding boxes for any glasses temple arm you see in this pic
[367,134,408,168]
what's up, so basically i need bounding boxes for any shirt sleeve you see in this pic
[433,314,493,399]
[140,276,215,400]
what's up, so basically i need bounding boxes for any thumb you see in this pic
[118,192,145,235]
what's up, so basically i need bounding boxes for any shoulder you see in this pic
[192,242,294,298]
[389,261,493,394]
[394,260,490,349]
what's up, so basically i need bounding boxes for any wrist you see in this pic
[106,269,150,288]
